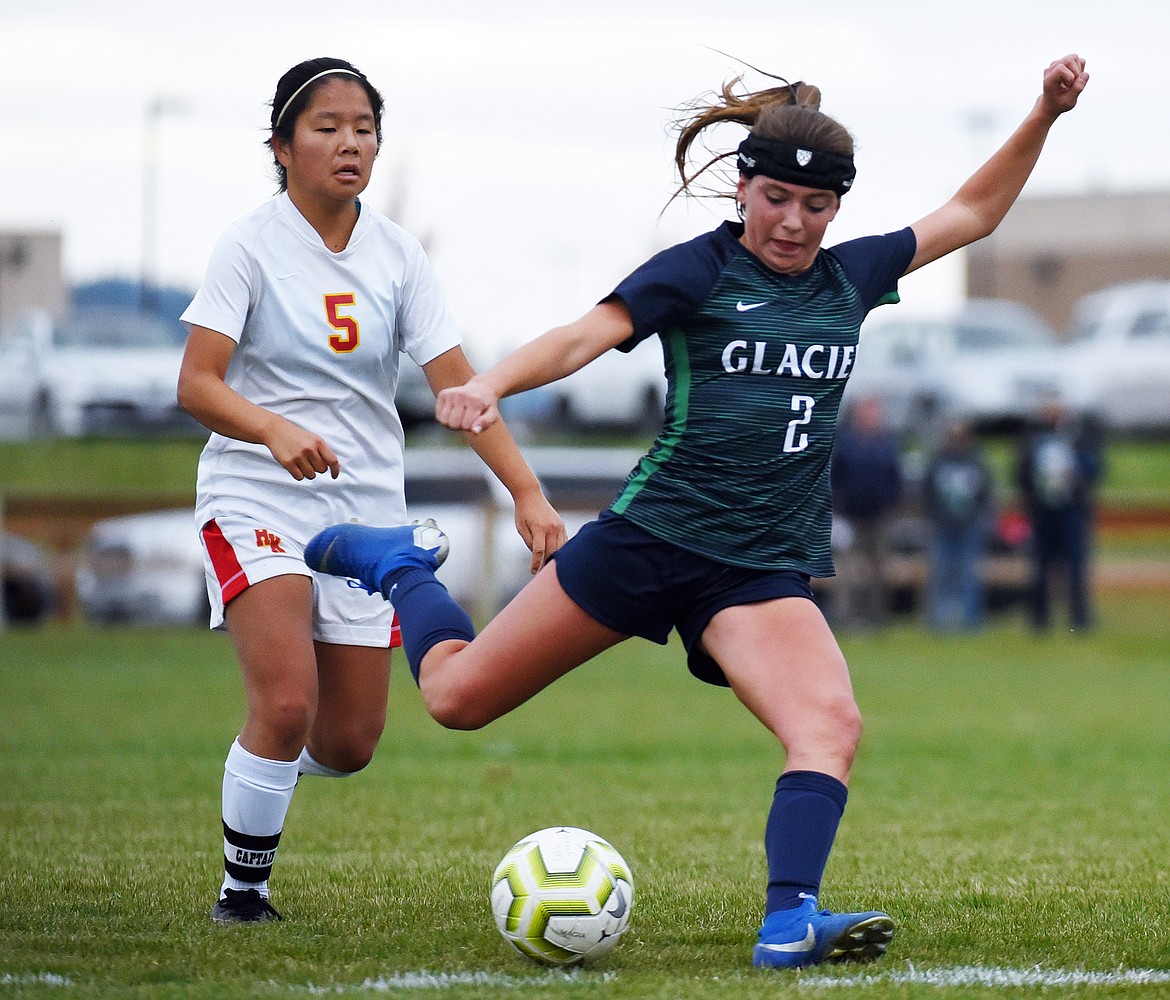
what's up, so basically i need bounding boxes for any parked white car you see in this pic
[843,299,1065,434]
[0,307,193,439]
[1058,281,1170,433]
[75,510,209,625]
[547,336,667,432]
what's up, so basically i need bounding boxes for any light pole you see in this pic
[141,97,187,314]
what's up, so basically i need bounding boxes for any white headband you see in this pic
[274,68,362,128]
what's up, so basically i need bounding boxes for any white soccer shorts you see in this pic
[199,511,400,648]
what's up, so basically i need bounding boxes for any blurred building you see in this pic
[0,229,66,329]
[967,189,1170,335]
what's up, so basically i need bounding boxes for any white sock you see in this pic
[297,747,357,779]
[219,738,298,900]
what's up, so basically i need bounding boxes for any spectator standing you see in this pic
[1014,395,1103,632]
[922,418,995,631]
[831,396,903,629]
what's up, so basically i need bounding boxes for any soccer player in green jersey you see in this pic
[306,54,1088,968]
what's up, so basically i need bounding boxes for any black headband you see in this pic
[736,134,856,197]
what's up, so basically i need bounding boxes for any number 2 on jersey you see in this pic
[783,395,814,453]
[324,293,360,353]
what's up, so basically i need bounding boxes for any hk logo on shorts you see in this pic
[254,529,286,553]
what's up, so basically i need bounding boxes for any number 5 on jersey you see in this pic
[324,293,360,353]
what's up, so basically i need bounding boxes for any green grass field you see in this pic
[2,593,1169,998]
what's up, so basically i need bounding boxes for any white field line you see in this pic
[9,965,1170,992]
[799,963,1170,989]
[0,970,608,992]
[0,974,74,987]
[307,965,1170,992]
[303,969,614,992]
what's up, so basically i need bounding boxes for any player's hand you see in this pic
[266,417,340,480]
[1040,54,1088,116]
[513,489,568,573]
[435,377,501,435]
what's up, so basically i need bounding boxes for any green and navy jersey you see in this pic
[605,220,916,576]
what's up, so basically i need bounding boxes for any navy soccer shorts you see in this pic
[551,510,816,686]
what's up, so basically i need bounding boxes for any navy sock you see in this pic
[383,567,475,684]
[764,769,848,914]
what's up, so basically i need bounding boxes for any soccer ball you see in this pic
[490,826,634,967]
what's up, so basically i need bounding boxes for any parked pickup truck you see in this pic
[1060,281,1170,434]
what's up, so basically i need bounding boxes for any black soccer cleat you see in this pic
[211,888,283,924]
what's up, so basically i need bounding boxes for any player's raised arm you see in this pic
[906,54,1089,274]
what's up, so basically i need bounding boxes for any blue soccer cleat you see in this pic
[304,519,449,595]
[752,896,894,969]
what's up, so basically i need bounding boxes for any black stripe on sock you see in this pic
[223,820,281,851]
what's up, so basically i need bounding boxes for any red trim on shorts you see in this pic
[201,518,250,605]
[390,613,402,648]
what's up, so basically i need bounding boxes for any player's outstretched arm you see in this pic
[435,300,636,435]
[906,53,1089,274]
[423,346,567,570]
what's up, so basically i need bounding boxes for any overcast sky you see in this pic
[2,0,1166,353]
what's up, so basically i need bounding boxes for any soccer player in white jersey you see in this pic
[177,57,565,924]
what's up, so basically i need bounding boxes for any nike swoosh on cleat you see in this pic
[736,300,768,311]
[758,924,816,953]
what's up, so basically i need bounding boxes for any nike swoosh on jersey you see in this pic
[757,923,816,953]
[735,300,769,311]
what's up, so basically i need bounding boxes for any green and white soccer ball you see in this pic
[490,826,634,967]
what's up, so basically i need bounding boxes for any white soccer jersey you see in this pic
[182,193,461,530]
